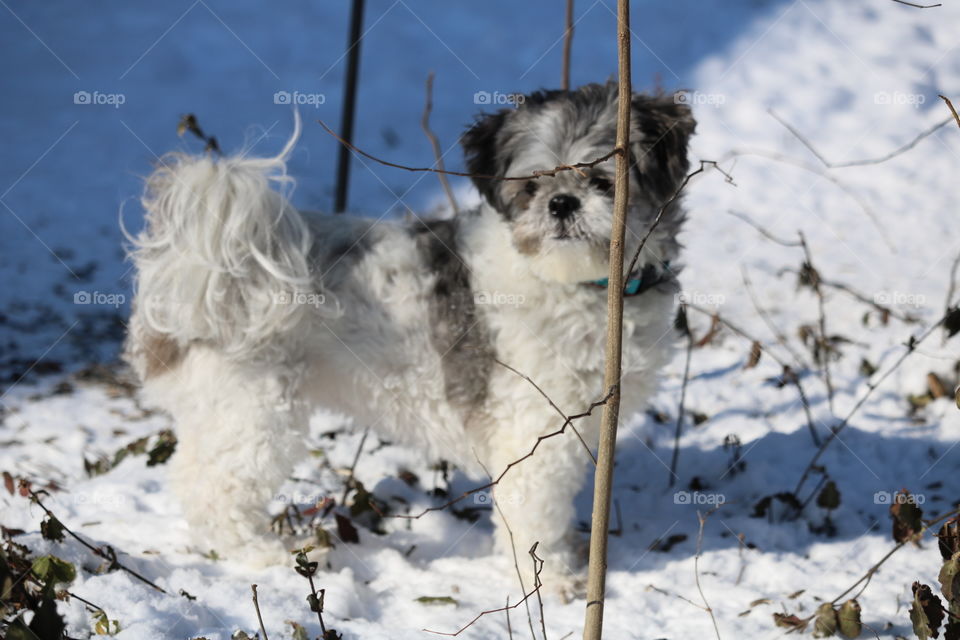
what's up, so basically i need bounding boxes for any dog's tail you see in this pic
[125,114,313,377]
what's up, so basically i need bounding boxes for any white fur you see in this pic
[126,123,679,591]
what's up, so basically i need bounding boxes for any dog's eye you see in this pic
[523,181,538,196]
[590,177,613,194]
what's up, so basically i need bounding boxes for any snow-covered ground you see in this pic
[2,0,960,638]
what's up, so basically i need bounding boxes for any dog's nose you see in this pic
[548,194,581,219]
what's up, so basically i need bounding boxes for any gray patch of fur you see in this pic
[413,218,494,413]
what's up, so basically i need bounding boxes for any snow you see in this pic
[2,0,960,638]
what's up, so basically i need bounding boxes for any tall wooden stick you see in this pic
[562,0,574,90]
[582,0,631,637]
[333,0,366,213]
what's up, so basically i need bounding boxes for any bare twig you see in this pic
[340,426,370,506]
[319,119,619,182]
[374,390,613,520]
[669,309,694,487]
[777,267,920,324]
[505,596,514,640]
[769,108,952,169]
[251,584,270,640]
[685,305,821,447]
[720,149,892,250]
[177,113,221,155]
[941,95,960,128]
[421,72,459,213]
[794,310,951,496]
[562,0,574,91]
[890,0,941,7]
[624,160,734,281]
[798,232,835,415]
[695,509,723,640]
[495,358,596,464]
[726,210,802,247]
[742,267,810,370]
[27,488,167,594]
[583,1,632,636]
[531,543,548,640]
[422,551,545,636]
[478,456,538,640]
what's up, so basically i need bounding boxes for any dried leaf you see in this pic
[745,341,762,369]
[939,552,960,606]
[939,518,960,560]
[286,621,309,640]
[40,514,65,543]
[2,471,14,495]
[837,599,862,638]
[773,612,807,631]
[929,373,948,399]
[910,582,945,640]
[415,596,459,606]
[813,602,838,637]
[335,513,359,544]
[817,481,841,511]
[944,306,960,339]
[890,490,924,543]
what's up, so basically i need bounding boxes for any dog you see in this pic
[124,82,695,591]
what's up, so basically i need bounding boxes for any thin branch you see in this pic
[726,210,802,247]
[27,488,167,594]
[531,543,548,640]
[941,95,960,128]
[333,0,367,212]
[320,118,619,182]
[583,1,633,637]
[669,311,694,487]
[561,0,574,91]
[422,549,545,637]
[495,358,597,464]
[373,389,614,520]
[742,267,810,370]
[777,267,920,324]
[624,160,734,280]
[695,509,723,640]
[685,305,821,447]
[769,108,952,169]
[798,231,836,416]
[794,310,951,495]
[421,72,459,213]
[890,0,941,7]
[340,426,370,506]
[251,584,270,640]
[720,149,893,250]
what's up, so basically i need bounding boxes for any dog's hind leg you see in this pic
[148,345,308,567]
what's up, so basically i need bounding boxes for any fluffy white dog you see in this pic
[125,83,695,589]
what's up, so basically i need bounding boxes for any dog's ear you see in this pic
[631,93,697,203]
[461,111,509,208]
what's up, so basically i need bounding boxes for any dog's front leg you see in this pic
[483,417,593,596]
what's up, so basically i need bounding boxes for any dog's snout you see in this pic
[548,194,580,219]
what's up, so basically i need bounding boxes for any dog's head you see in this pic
[462,82,695,283]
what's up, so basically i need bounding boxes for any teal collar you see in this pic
[587,261,672,297]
